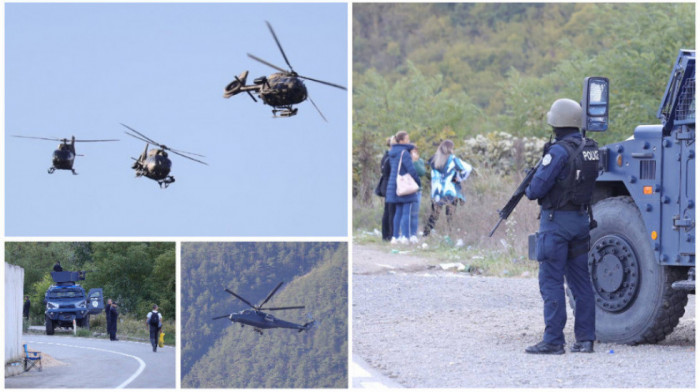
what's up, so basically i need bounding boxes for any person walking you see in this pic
[147,305,163,352]
[524,98,599,354]
[386,131,421,244]
[23,296,31,321]
[423,140,472,236]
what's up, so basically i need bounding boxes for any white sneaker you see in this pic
[409,236,419,244]
[390,238,398,245]
[398,236,409,245]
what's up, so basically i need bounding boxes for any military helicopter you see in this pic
[212,281,315,335]
[223,21,346,120]
[12,135,118,175]
[121,123,207,188]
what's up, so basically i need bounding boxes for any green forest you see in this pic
[181,242,348,388]
[353,3,694,200]
[5,242,176,321]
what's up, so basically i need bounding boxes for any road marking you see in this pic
[27,340,146,388]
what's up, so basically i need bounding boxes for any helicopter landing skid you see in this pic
[254,328,263,335]
[272,107,298,118]
[157,176,175,189]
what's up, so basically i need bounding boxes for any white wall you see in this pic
[5,263,25,363]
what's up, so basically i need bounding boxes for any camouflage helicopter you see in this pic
[223,21,346,120]
[13,135,118,175]
[213,281,315,335]
[121,123,207,188]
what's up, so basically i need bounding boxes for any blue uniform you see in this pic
[526,132,596,346]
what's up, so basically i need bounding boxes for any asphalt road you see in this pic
[353,244,695,388]
[6,334,175,389]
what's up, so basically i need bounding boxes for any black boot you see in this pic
[525,341,565,355]
[570,341,594,353]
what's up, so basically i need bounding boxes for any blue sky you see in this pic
[5,3,348,237]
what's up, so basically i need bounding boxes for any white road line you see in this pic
[27,340,146,389]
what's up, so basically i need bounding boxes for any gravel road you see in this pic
[352,245,695,388]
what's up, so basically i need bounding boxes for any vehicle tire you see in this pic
[45,315,55,335]
[586,196,688,344]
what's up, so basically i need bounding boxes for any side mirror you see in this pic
[581,76,609,132]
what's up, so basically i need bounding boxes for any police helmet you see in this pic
[546,98,582,128]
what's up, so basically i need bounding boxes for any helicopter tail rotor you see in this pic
[299,320,316,333]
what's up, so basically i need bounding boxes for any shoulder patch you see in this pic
[542,154,552,166]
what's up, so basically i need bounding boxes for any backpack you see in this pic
[149,311,160,327]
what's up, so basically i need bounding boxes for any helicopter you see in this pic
[12,135,118,175]
[121,123,207,188]
[222,21,346,120]
[212,281,315,335]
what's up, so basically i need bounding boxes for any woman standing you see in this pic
[423,139,472,236]
[409,146,426,242]
[386,131,421,243]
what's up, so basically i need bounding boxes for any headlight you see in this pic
[47,302,58,309]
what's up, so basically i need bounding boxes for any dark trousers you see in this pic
[536,210,596,345]
[150,326,160,351]
[381,201,396,241]
[109,327,117,341]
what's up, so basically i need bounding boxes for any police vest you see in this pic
[540,137,599,210]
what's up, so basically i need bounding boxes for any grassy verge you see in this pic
[354,167,541,277]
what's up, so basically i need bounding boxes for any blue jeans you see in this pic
[410,192,421,237]
[393,202,412,239]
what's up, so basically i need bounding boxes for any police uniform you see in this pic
[525,129,598,354]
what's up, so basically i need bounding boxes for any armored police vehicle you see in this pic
[585,50,694,344]
[44,271,104,335]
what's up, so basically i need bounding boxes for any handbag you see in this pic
[396,151,419,196]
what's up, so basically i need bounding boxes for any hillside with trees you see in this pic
[353,3,694,201]
[181,242,348,388]
[5,242,176,321]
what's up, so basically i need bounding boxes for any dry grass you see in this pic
[354,167,542,276]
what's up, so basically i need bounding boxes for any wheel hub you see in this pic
[589,235,640,313]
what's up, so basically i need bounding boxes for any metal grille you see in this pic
[675,77,695,123]
[640,160,656,180]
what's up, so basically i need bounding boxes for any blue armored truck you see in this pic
[44,271,104,335]
[583,50,695,344]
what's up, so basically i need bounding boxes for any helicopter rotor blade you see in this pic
[265,21,294,73]
[247,53,289,74]
[225,289,257,309]
[124,131,156,146]
[258,281,284,309]
[169,149,208,166]
[308,95,328,123]
[73,139,120,143]
[212,314,231,320]
[168,147,207,158]
[260,306,305,311]
[121,123,162,146]
[13,135,62,142]
[296,74,347,90]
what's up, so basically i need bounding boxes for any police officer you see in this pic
[524,98,598,355]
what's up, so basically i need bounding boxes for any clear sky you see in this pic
[5,3,348,237]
